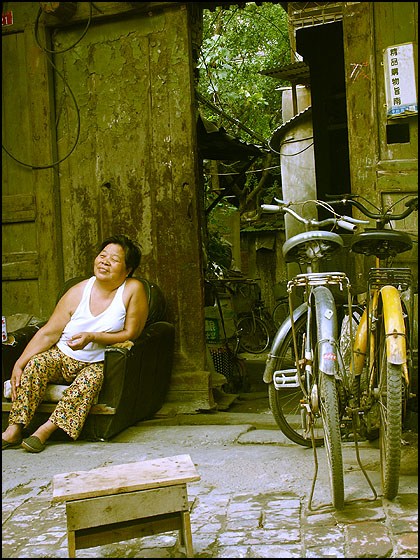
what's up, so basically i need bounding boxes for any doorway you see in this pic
[296,21,351,213]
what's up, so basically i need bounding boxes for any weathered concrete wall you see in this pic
[2,2,213,412]
[343,1,418,285]
[53,4,211,411]
[242,230,287,316]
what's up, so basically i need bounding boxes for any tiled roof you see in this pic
[270,106,312,151]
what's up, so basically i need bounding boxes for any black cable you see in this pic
[2,54,81,169]
[2,5,92,169]
[268,137,314,157]
[34,4,92,54]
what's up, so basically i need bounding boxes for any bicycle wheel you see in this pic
[237,316,270,354]
[268,312,324,447]
[272,300,289,329]
[313,287,344,509]
[376,310,403,500]
[224,358,249,394]
[319,372,345,509]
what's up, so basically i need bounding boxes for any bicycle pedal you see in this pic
[273,369,300,389]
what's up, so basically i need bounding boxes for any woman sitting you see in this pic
[2,234,148,452]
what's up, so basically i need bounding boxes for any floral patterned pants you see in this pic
[8,345,104,440]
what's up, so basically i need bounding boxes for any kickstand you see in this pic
[305,405,336,512]
[307,408,319,512]
[348,411,377,502]
[306,408,378,513]
[306,410,335,513]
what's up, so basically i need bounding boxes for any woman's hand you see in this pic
[10,364,24,401]
[66,332,94,351]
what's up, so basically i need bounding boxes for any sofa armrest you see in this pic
[82,321,174,440]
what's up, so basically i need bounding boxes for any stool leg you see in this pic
[180,511,194,557]
[67,529,76,558]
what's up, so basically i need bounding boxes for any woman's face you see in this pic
[94,243,129,284]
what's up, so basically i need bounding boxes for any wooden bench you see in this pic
[2,379,115,415]
[52,454,200,558]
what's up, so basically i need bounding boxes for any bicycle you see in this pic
[262,195,417,508]
[237,301,272,354]
[262,197,365,509]
[229,279,273,354]
[325,193,418,500]
[205,275,249,393]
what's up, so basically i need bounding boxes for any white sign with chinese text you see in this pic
[384,42,417,118]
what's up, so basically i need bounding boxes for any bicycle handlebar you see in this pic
[325,193,418,225]
[261,199,369,232]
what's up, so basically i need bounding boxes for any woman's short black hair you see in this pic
[98,235,141,277]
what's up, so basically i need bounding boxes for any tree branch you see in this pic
[196,91,267,145]
[245,151,273,207]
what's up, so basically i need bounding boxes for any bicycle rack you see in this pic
[288,271,350,289]
[368,267,413,291]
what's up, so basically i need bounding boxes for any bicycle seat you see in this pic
[282,231,343,264]
[351,229,413,258]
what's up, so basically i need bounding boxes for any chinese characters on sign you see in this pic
[384,43,417,118]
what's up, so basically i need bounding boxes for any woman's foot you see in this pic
[2,425,23,448]
[21,420,58,452]
[31,420,58,444]
[21,436,45,453]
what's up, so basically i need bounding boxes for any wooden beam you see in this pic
[1,402,115,415]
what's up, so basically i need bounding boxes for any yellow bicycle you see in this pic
[328,193,417,500]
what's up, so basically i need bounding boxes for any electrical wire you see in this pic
[34,3,93,54]
[2,55,81,169]
[2,5,93,169]
[274,141,314,157]
[268,133,314,156]
[204,164,282,177]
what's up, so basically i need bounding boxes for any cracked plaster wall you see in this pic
[3,3,211,411]
[53,6,209,407]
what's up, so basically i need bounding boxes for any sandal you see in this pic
[21,436,45,453]
[2,438,23,450]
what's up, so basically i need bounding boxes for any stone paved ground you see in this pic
[2,485,418,558]
[2,362,418,558]
[2,419,418,558]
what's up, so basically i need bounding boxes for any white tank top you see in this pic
[57,276,127,363]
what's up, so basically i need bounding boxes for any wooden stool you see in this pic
[52,454,200,558]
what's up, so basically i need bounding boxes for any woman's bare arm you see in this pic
[10,282,85,400]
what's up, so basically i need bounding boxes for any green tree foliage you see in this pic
[197,3,292,220]
[198,2,291,144]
